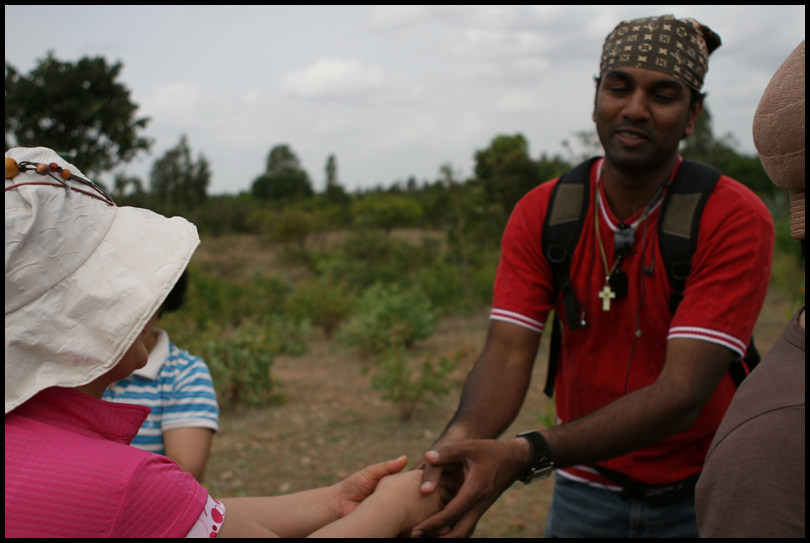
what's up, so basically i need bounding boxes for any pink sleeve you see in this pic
[185,495,226,538]
[112,455,209,538]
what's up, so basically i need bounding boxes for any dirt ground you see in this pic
[202,271,796,537]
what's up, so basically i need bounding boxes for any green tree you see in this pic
[250,207,316,250]
[149,134,210,213]
[473,133,541,216]
[324,153,349,204]
[5,51,151,178]
[325,153,338,188]
[265,143,301,174]
[112,173,148,207]
[251,144,314,202]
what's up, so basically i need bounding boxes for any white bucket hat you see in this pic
[5,147,200,414]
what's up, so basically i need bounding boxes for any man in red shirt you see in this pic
[413,14,774,538]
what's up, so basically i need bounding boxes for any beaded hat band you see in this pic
[5,157,115,206]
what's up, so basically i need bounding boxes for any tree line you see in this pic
[6,51,785,247]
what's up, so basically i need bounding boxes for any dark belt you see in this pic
[592,465,699,507]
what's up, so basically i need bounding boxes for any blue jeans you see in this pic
[543,475,699,538]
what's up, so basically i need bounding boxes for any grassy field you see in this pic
[194,234,798,538]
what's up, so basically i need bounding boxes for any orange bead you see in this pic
[5,157,19,179]
[60,169,72,180]
[36,163,50,175]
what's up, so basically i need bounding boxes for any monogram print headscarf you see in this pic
[600,14,722,92]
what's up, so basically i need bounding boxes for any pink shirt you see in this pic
[5,387,208,537]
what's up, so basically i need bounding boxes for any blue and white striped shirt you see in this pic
[103,329,219,454]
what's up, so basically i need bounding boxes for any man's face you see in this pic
[593,67,702,173]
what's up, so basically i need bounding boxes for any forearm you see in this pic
[440,322,540,444]
[544,380,694,468]
[443,369,528,442]
[307,493,404,538]
[219,485,338,538]
[544,339,733,468]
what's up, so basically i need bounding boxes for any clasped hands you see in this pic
[411,437,532,538]
[332,455,455,538]
[335,437,528,538]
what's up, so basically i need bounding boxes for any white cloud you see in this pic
[280,57,385,100]
[495,91,545,115]
[143,82,204,118]
[368,5,432,31]
[279,57,425,105]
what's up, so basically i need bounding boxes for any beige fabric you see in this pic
[753,41,805,240]
[5,147,200,413]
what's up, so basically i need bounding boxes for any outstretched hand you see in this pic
[334,455,409,518]
[411,438,530,538]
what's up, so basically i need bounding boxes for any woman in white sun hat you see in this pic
[4,146,448,538]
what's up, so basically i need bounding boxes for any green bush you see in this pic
[351,192,424,233]
[200,321,283,409]
[173,266,288,330]
[414,262,467,315]
[250,207,316,250]
[371,347,464,421]
[312,231,437,291]
[337,283,438,355]
[196,316,310,409]
[285,276,354,338]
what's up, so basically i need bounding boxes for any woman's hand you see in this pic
[309,463,450,538]
[332,455,409,518]
[372,469,451,534]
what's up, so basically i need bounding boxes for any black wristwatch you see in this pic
[516,431,555,484]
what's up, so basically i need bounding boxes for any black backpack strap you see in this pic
[659,159,758,385]
[544,315,562,398]
[541,158,598,397]
[542,158,597,328]
[658,159,722,313]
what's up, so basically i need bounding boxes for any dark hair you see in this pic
[160,269,188,316]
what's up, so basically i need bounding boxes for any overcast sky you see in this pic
[4,5,805,195]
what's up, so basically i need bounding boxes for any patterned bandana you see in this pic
[600,14,721,92]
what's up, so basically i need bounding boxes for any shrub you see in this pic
[285,276,354,338]
[172,266,288,330]
[200,321,282,409]
[187,315,310,410]
[414,262,466,315]
[313,232,409,289]
[337,283,438,355]
[351,192,424,233]
[371,347,465,421]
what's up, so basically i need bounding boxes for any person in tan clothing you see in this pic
[696,40,805,538]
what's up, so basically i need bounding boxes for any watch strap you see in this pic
[517,431,555,484]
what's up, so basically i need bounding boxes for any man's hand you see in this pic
[333,455,409,518]
[411,438,531,537]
